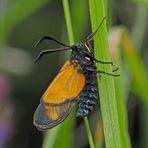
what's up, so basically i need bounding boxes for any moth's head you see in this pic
[71,43,91,54]
[71,43,94,65]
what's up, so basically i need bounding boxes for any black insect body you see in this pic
[77,70,98,117]
[69,43,99,118]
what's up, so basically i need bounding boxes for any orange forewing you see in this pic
[34,60,86,129]
[43,60,86,104]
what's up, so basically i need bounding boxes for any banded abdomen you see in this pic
[77,67,99,118]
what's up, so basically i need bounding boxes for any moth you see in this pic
[33,17,119,130]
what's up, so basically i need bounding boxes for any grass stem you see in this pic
[62,0,95,147]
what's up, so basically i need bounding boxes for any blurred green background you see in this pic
[0,0,148,148]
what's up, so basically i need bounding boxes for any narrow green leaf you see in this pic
[62,0,74,45]
[132,5,148,50]
[71,0,89,42]
[42,127,60,148]
[89,0,128,147]
[121,29,148,107]
[84,117,95,148]
[63,1,96,147]
[109,28,132,148]
[42,0,75,147]
[62,1,96,148]
[53,111,76,148]
[109,26,148,147]
[42,110,75,148]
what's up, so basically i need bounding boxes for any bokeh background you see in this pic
[0,0,148,148]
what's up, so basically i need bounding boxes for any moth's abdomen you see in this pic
[77,72,98,118]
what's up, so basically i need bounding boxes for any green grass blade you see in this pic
[42,127,60,148]
[53,111,76,148]
[121,27,148,147]
[63,0,96,147]
[132,5,148,50]
[62,1,95,148]
[71,0,89,42]
[42,111,76,148]
[89,0,131,147]
[62,0,74,45]
[121,29,148,107]
[113,61,131,148]
[42,0,75,147]
[109,26,148,147]
[63,1,96,147]
[109,28,132,148]
[84,117,95,148]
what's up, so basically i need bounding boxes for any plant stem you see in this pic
[62,0,74,45]
[62,0,95,147]
[84,117,95,148]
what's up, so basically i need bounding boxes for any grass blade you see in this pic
[109,26,148,147]
[84,117,95,148]
[62,0,74,45]
[62,0,95,147]
[89,0,131,147]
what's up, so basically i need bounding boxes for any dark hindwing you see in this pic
[33,101,72,130]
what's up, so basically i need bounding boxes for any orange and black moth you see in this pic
[33,18,119,130]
